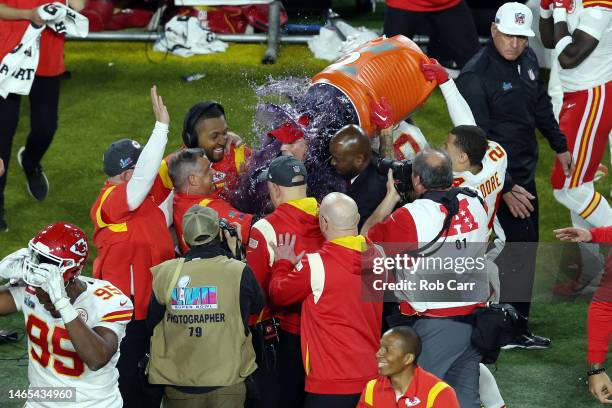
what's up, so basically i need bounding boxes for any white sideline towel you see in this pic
[39,2,89,38]
[154,16,228,57]
[308,21,378,62]
[0,25,43,98]
[0,3,88,98]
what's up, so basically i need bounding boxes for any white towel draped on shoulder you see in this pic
[0,2,88,98]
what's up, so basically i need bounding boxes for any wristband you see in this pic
[553,7,567,22]
[555,36,572,54]
[55,298,79,323]
[540,7,553,18]
[588,367,606,376]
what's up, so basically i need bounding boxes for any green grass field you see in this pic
[0,37,610,407]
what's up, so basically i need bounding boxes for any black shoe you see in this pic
[18,147,49,201]
[0,213,7,232]
[502,333,551,350]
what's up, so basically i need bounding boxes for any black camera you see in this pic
[219,218,237,237]
[375,158,414,196]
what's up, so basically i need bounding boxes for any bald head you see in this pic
[331,125,372,158]
[329,125,372,179]
[320,192,360,233]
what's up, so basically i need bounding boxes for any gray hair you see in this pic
[412,148,453,190]
[168,148,207,191]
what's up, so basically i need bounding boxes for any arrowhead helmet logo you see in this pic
[70,238,88,257]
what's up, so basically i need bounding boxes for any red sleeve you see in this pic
[590,226,612,243]
[207,200,252,244]
[246,227,271,293]
[587,301,612,364]
[432,385,460,408]
[100,184,132,223]
[149,174,172,205]
[367,208,418,256]
[268,258,312,307]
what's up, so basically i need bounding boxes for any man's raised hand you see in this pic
[151,85,170,125]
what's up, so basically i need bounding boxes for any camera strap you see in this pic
[405,188,485,258]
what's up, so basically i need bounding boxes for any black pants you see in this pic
[251,330,304,408]
[118,319,161,408]
[304,393,361,408]
[0,75,61,213]
[496,181,539,328]
[278,330,305,407]
[383,0,479,68]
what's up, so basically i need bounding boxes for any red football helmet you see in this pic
[24,222,89,286]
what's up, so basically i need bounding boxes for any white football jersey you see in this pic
[9,277,133,408]
[392,121,429,161]
[453,141,508,231]
[558,0,612,91]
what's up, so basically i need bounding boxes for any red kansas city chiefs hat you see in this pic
[267,114,310,143]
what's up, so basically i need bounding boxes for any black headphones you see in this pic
[182,101,226,148]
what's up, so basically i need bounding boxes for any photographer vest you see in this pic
[148,255,256,386]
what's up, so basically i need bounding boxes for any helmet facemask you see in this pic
[23,240,77,288]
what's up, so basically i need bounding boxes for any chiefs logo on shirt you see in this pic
[212,170,226,184]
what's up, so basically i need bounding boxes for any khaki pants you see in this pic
[162,382,246,408]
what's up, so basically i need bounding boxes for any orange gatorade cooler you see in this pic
[311,35,437,136]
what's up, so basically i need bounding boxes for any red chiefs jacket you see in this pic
[269,235,383,394]
[246,197,325,334]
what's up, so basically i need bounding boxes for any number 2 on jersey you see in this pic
[488,145,505,162]
[27,314,85,377]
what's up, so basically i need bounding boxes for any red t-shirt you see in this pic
[211,144,251,190]
[0,0,65,77]
[357,367,459,407]
[386,0,461,12]
[90,179,175,320]
[173,190,253,254]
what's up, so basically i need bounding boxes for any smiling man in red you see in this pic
[358,327,459,408]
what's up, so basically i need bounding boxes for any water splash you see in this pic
[227,77,360,218]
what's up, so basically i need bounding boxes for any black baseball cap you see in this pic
[258,156,307,187]
[103,139,143,177]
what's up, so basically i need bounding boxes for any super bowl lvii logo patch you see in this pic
[171,285,218,310]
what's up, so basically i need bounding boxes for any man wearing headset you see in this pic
[165,101,251,192]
